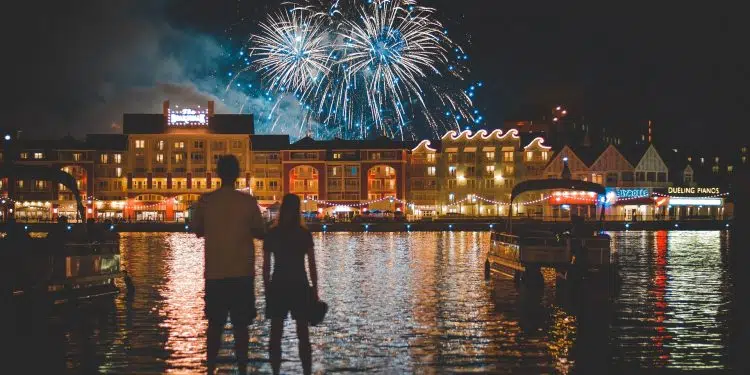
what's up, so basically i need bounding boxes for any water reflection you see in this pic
[4,231,739,373]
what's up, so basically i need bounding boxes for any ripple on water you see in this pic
[10,230,738,373]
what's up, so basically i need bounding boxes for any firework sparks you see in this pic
[235,0,481,140]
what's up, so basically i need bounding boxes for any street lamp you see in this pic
[4,134,10,141]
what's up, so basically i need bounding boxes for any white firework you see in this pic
[251,9,332,98]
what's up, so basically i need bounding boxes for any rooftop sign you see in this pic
[168,108,208,126]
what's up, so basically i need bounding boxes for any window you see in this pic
[174,141,185,149]
[174,153,184,163]
[606,173,618,185]
[636,172,645,181]
[346,166,358,177]
[114,154,122,164]
[34,152,44,159]
[712,165,719,174]
[212,141,225,150]
[448,180,457,189]
[591,174,603,184]
[329,166,342,176]
[427,153,436,163]
[657,172,667,182]
[136,181,143,189]
[485,151,495,161]
[135,140,145,149]
[646,172,656,181]
[743,146,747,153]
[191,152,204,162]
[370,152,381,160]
[526,151,533,161]
[194,141,204,148]
[504,165,514,175]
[467,179,476,189]
[156,153,164,163]
[542,151,549,160]
[35,180,47,190]
[176,181,182,189]
[743,156,747,164]
[156,181,163,189]
[17,180,24,189]
[485,179,495,189]
[715,156,720,163]
[447,153,457,163]
[333,152,342,160]
[684,173,693,184]
[621,172,634,181]
[464,153,475,163]
[466,166,476,177]
[448,166,456,177]
[269,153,279,161]
[448,193,455,202]
[19,152,28,159]
[687,156,692,162]
[503,151,514,161]
[485,165,495,175]
[115,167,122,177]
[231,140,242,149]
[114,181,123,190]
[269,180,279,191]
[427,166,436,176]
[100,154,108,163]
[255,180,265,190]
[73,153,81,161]
[157,140,165,150]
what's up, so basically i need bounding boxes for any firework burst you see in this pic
[239,0,480,140]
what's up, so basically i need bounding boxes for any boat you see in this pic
[1,165,123,303]
[486,177,612,286]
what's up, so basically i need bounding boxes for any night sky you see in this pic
[6,1,748,149]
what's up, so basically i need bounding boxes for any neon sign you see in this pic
[668,187,720,195]
[615,188,650,198]
[168,108,208,126]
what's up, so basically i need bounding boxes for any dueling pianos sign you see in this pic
[666,186,721,196]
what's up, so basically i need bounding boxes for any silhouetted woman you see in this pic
[263,194,319,375]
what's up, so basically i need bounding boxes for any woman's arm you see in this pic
[263,241,271,292]
[307,246,319,300]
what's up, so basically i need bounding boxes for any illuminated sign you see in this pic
[668,197,722,206]
[168,108,208,126]
[667,187,720,195]
[614,188,650,198]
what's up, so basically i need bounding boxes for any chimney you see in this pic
[163,100,170,117]
[208,101,215,117]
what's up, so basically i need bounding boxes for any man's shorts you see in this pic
[204,277,256,326]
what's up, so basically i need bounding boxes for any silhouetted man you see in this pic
[192,155,266,375]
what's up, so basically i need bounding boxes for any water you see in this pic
[6,231,741,373]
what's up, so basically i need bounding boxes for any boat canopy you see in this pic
[511,179,606,203]
[0,165,86,219]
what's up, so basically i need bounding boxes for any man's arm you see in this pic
[248,196,266,240]
[191,197,206,238]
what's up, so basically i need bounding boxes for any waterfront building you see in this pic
[435,129,551,217]
[282,136,409,219]
[407,140,440,217]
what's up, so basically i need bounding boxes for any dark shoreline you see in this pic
[2,220,733,233]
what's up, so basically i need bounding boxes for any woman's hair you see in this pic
[277,193,304,229]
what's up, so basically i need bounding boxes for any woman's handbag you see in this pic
[307,288,328,326]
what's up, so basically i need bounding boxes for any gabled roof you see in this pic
[618,144,650,166]
[569,143,609,166]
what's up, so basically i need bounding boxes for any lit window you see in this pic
[115,167,122,177]
[194,141,204,148]
[743,156,747,164]
[135,140,145,149]
[157,140,165,150]
[35,180,46,189]
[156,153,164,163]
[485,151,495,161]
[174,153,184,163]
[448,166,456,177]
[20,152,28,159]
[542,151,549,160]
[34,152,44,159]
[504,165,514,175]
[728,165,734,173]
[712,165,719,174]
[269,180,279,190]
[485,165,495,174]
[687,156,692,162]
[742,146,747,153]
[100,154,108,163]
[427,153,436,163]
[427,166,436,176]
[333,152,342,160]
[73,153,81,161]
[715,156,720,163]
[448,193,455,201]
[503,151,514,161]
[526,151,533,161]
[174,142,185,149]
[256,180,264,189]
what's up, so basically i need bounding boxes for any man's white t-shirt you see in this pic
[192,187,266,280]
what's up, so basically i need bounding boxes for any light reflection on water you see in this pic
[9,231,739,373]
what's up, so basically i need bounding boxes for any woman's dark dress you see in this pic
[264,226,314,320]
